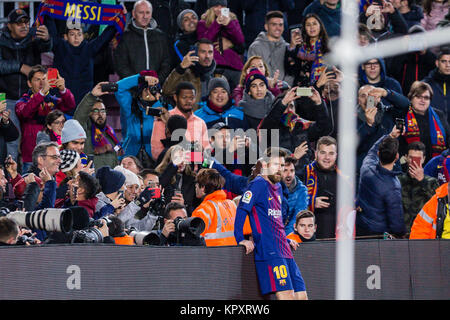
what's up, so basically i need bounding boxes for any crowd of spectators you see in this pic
[1,0,450,247]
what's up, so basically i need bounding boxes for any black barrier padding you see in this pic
[0,240,449,300]
[378,240,411,300]
[409,240,449,299]
[294,241,335,300]
[439,240,450,298]
[354,240,381,300]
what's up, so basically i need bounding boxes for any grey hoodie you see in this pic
[247,31,294,85]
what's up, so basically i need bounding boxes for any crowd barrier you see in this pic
[0,239,448,300]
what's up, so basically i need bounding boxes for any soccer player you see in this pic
[234,147,308,300]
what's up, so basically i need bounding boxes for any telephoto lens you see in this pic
[8,208,73,233]
[129,230,161,245]
[173,217,205,236]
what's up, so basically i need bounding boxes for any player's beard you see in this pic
[267,172,282,184]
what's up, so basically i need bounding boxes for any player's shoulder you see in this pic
[248,175,267,188]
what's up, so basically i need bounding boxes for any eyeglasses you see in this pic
[52,120,65,125]
[91,109,106,114]
[363,62,380,68]
[414,95,431,101]
[43,154,61,160]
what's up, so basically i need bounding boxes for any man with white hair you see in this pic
[114,0,172,83]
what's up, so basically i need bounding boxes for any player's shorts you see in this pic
[255,257,306,295]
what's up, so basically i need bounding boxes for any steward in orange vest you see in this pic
[410,182,450,239]
[192,168,251,247]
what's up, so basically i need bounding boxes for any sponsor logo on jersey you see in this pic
[242,191,252,204]
[268,208,282,218]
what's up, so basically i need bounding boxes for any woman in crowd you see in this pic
[115,70,168,169]
[197,1,245,90]
[155,145,200,215]
[285,13,330,87]
[232,55,282,104]
[421,0,449,31]
[36,110,65,146]
[400,80,450,163]
[238,68,276,130]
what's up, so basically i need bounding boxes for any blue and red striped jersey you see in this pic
[234,176,292,261]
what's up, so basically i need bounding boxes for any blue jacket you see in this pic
[115,74,171,159]
[356,135,405,235]
[281,176,309,235]
[195,99,249,130]
[424,148,450,185]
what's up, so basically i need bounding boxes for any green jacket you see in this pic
[73,92,119,171]
[398,172,439,233]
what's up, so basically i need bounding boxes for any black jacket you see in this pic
[0,27,52,100]
[113,19,172,83]
[0,119,19,164]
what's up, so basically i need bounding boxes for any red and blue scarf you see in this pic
[34,0,126,41]
[91,124,123,155]
[297,39,326,85]
[405,106,446,158]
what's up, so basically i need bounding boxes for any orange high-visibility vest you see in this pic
[287,232,302,243]
[113,235,135,245]
[410,183,447,239]
[192,190,244,247]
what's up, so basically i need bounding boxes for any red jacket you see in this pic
[15,89,76,162]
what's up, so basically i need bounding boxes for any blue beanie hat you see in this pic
[96,166,125,194]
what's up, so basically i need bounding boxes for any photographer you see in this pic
[115,70,171,169]
[113,165,159,232]
[157,202,205,246]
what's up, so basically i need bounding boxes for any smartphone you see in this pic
[190,151,203,163]
[47,68,58,87]
[87,154,95,168]
[325,65,337,79]
[322,190,335,204]
[148,187,161,199]
[290,27,301,36]
[0,93,5,102]
[29,27,37,37]
[16,200,24,211]
[189,44,198,56]
[101,82,118,93]
[221,7,230,17]
[146,107,162,117]
[395,118,405,132]
[410,156,422,168]
[367,95,376,109]
[296,87,312,97]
